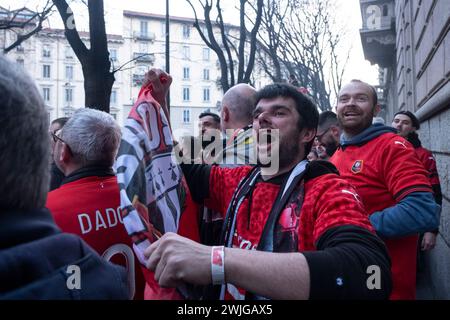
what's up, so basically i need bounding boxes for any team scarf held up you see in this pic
[114,78,198,298]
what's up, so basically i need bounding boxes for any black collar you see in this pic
[61,165,115,185]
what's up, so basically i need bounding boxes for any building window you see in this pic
[110,49,117,61]
[65,88,73,103]
[183,87,190,101]
[203,68,210,80]
[110,90,117,105]
[65,65,73,80]
[203,88,210,102]
[111,113,117,120]
[140,21,148,37]
[183,67,190,80]
[203,48,210,61]
[42,45,51,58]
[183,109,190,123]
[65,46,73,59]
[42,87,50,102]
[182,24,190,39]
[43,65,51,78]
[182,46,190,60]
[16,59,24,67]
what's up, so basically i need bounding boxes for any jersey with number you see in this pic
[205,163,373,300]
[331,132,432,299]
[46,175,145,300]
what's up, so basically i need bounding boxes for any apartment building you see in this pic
[1,7,270,138]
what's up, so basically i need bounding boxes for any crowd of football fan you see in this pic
[0,54,441,300]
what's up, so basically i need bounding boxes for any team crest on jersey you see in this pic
[351,160,363,174]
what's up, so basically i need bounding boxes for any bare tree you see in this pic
[186,0,263,93]
[1,2,55,54]
[257,0,350,111]
[53,0,114,113]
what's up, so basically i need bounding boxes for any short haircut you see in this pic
[199,111,220,124]
[394,110,420,129]
[350,79,378,106]
[318,111,338,130]
[60,108,122,167]
[222,84,256,123]
[255,83,319,155]
[51,117,70,129]
[0,55,50,211]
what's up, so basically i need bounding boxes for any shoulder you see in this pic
[304,160,339,181]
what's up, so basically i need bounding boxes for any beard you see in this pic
[257,128,301,171]
[337,110,374,136]
[323,140,339,157]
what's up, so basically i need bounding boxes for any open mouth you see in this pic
[257,129,279,148]
[343,111,360,118]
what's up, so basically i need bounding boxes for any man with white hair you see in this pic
[46,108,145,299]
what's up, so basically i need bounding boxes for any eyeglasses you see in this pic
[315,127,331,142]
[51,131,65,144]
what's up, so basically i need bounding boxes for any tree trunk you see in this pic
[83,61,114,113]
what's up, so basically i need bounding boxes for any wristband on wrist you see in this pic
[211,246,225,285]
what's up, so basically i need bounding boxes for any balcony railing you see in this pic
[133,52,155,64]
[133,31,155,41]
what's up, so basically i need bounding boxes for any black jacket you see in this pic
[0,208,129,299]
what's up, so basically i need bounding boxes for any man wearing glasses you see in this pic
[46,108,146,299]
[315,111,341,160]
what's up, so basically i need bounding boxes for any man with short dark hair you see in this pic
[46,108,146,299]
[0,55,128,300]
[49,117,70,191]
[316,111,340,159]
[140,72,393,300]
[331,79,440,299]
[392,111,442,254]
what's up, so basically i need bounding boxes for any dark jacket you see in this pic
[0,208,129,300]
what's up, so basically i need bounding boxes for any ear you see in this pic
[58,143,72,164]
[330,125,340,140]
[374,104,381,116]
[301,127,316,145]
[222,106,230,122]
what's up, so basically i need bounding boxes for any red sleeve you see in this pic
[304,173,374,245]
[421,149,441,186]
[381,135,432,201]
[205,166,252,216]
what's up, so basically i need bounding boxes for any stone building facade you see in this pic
[360,0,450,298]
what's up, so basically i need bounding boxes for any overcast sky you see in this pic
[3,0,378,87]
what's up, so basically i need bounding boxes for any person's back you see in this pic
[0,55,128,300]
[46,109,146,299]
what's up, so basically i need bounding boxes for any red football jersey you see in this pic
[205,165,373,300]
[46,175,146,300]
[415,146,441,186]
[331,132,433,300]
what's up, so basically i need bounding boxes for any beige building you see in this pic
[1,8,269,138]
[360,0,450,298]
